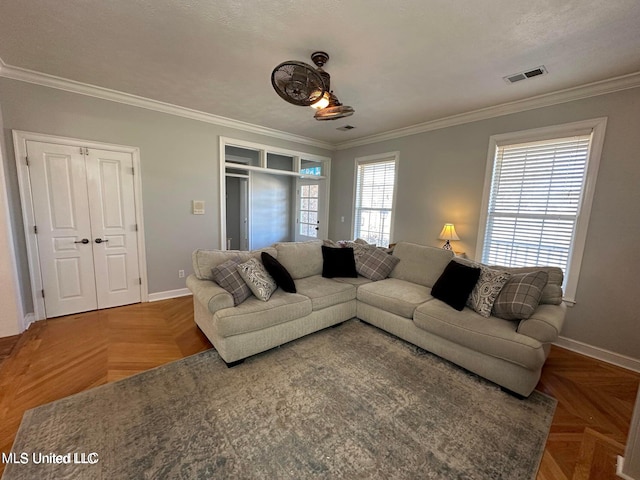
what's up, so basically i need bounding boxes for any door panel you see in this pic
[86,149,141,309]
[295,178,327,241]
[27,141,97,317]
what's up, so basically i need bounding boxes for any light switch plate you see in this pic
[192,200,205,215]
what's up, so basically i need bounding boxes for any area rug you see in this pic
[3,319,555,479]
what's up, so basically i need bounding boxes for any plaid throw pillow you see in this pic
[492,270,548,320]
[211,258,252,306]
[357,248,400,281]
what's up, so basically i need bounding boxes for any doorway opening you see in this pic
[220,138,330,251]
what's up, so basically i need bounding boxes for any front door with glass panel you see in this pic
[295,178,326,241]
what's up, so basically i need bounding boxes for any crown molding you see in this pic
[334,71,640,150]
[2,57,639,152]
[0,57,334,151]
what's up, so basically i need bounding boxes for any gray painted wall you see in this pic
[0,101,22,336]
[0,78,331,312]
[329,87,640,360]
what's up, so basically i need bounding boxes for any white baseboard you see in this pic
[147,288,192,302]
[23,312,36,330]
[555,336,640,373]
[617,456,636,480]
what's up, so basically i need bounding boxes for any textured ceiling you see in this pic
[1,0,639,145]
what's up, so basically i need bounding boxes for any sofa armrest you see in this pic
[516,302,567,343]
[186,274,234,314]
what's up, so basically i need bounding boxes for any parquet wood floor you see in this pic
[0,296,638,479]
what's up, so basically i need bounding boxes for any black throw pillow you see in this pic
[321,246,358,278]
[431,260,481,311]
[261,252,296,293]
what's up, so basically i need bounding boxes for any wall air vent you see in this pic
[337,125,356,131]
[504,65,548,84]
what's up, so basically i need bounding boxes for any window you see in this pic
[353,153,399,247]
[477,118,607,303]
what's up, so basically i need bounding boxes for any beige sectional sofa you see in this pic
[186,240,566,397]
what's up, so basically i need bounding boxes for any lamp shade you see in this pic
[438,224,460,241]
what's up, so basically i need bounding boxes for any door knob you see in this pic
[74,238,90,244]
[94,238,109,244]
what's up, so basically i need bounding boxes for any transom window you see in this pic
[477,118,607,303]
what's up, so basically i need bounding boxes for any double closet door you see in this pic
[27,140,141,318]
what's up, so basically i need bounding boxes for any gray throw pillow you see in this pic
[357,248,400,281]
[211,258,252,306]
[463,262,511,317]
[492,271,548,320]
[236,258,277,302]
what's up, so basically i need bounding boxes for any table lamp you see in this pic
[438,223,459,250]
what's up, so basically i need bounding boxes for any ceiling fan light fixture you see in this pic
[271,60,326,107]
[310,91,331,109]
[271,51,354,120]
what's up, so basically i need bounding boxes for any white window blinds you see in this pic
[354,157,397,247]
[481,134,592,272]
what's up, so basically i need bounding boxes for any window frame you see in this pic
[352,152,399,247]
[476,118,607,304]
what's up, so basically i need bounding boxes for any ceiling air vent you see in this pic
[504,66,548,84]
[337,125,355,131]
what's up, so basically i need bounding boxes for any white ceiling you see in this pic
[1,0,639,146]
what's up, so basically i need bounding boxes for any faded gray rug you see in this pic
[3,319,555,480]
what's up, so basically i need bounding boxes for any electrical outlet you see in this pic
[178,270,185,278]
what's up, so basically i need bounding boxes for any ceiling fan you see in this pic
[271,51,355,121]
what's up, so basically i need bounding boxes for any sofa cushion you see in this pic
[413,300,544,370]
[274,241,323,279]
[261,252,296,293]
[390,242,454,287]
[237,258,277,302]
[214,289,312,338]
[211,258,252,306]
[294,275,357,311]
[357,278,433,319]
[492,271,549,320]
[321,246,358,278]
[357,248,400,281]
[332,276,374,287]
[192,247,277,281]
[431,260,481,311]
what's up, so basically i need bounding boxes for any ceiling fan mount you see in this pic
[271,51,355,121]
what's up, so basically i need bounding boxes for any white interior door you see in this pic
[27,141,98,317]
[295,178,327,241]
[86,148,141,309]
[26,141,141,317]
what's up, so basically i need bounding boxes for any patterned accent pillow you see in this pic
[492,271,549,320]
[211,258,252,306]
[357,248,400,281]
[460,261,511,317]
[236,258,277,302]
